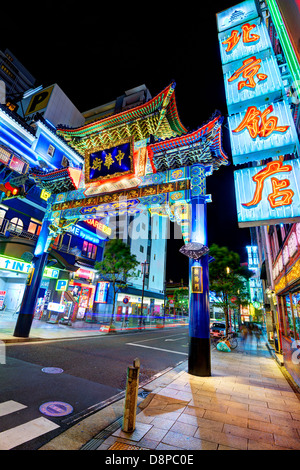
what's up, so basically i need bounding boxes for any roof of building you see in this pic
[148,113,229,172]
[56,82,188,155]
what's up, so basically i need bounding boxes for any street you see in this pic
[0,326,189,450]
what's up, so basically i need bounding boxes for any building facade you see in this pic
[217,0,300,385]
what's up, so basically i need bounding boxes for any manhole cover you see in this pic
[39,401,73,417]
[108,442,149,450]
[42,367,64,374]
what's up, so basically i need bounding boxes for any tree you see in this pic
[209,244,253,336]
[173,288,189,316]
[95,239,139,328]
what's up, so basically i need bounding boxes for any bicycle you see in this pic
[211,332,238,350]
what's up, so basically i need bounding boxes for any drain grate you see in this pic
[109,442,149,450]
[81,417,123,450]
[81,389,150,450]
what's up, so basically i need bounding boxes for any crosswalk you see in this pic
[0,400,59,450]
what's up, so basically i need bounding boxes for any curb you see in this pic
[38,360,188,451]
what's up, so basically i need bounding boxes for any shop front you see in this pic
[0,255,32,320]
[115,292,165,328]
[274,223,300,387]
[34,266,97,326]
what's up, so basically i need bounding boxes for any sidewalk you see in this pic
[39,337,300,451]
[0,315,188,343]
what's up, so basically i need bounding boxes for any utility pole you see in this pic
[139,261,148,328]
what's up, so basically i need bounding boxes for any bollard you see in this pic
[122,358,140,433]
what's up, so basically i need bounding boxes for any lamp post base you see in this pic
[188,337,211,377]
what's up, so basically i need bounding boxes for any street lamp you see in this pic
[140,261,149,328]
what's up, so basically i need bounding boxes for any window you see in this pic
[8,217,23,234]
[82,240,97,259]
[284,294,300,340]
[139,245,144,253]
[28,221,41,235]
[47,144,55,157]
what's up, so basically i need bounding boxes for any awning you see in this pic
[48,250,78,272]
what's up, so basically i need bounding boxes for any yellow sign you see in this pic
[191,266,203,294]
[25,85,54,116]
[40,189,51,201]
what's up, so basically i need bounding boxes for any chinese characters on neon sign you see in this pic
[222,23,260,52]
[242,160,294,209]
[228,56,267,90]
[232,105,290,139]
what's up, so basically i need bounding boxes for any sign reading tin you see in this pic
[0,256,31,274]
[191,266,203,294]
[85,140,134,184]
[234,158,300,227]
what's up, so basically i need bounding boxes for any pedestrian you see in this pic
[254,324,261,347]
[240,324,248,349]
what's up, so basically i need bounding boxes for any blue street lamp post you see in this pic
[186,164,211,376]
[13,219,51,338]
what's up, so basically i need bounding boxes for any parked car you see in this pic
[210,322,226,337]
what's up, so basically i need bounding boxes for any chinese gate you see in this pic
[13,82,229,377]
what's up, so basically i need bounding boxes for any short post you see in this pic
[122,358,140,433]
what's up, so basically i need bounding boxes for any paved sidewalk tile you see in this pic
[99,340,300,451]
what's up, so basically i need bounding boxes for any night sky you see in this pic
[0,1,251,283]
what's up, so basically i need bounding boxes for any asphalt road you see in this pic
[0,326,189,450]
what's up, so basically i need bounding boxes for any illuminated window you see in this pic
[82,241,97,259]
[8,217,23,234]
[28,221,41,235]
[47,144,55,157]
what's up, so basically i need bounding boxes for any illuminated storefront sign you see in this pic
[48,302,65,313]
[56,279,69,291]
[228,101,298,164]
[217,1,300,166]
[68,224,101,245]
[217,0,259,33]
[234,158,300,227]
[0,256,31,274]
[74,268,95,281]
[223,54,284,114]
[94,282,109,303]
[84,218,112,236]
[273,224,300,282]
[85,140,134,184]
[43,267,60,279]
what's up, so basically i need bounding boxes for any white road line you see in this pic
[165,337,185,342]
[126,343,188,356]
[0,401,27,417]
[0,417,60,450]
[131,333,187,344]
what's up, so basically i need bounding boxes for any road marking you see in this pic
[0,417,59,450]
[130,333,187,344]
[165,336,185,342]
[0,400,27,417]
[126,343,188,356]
